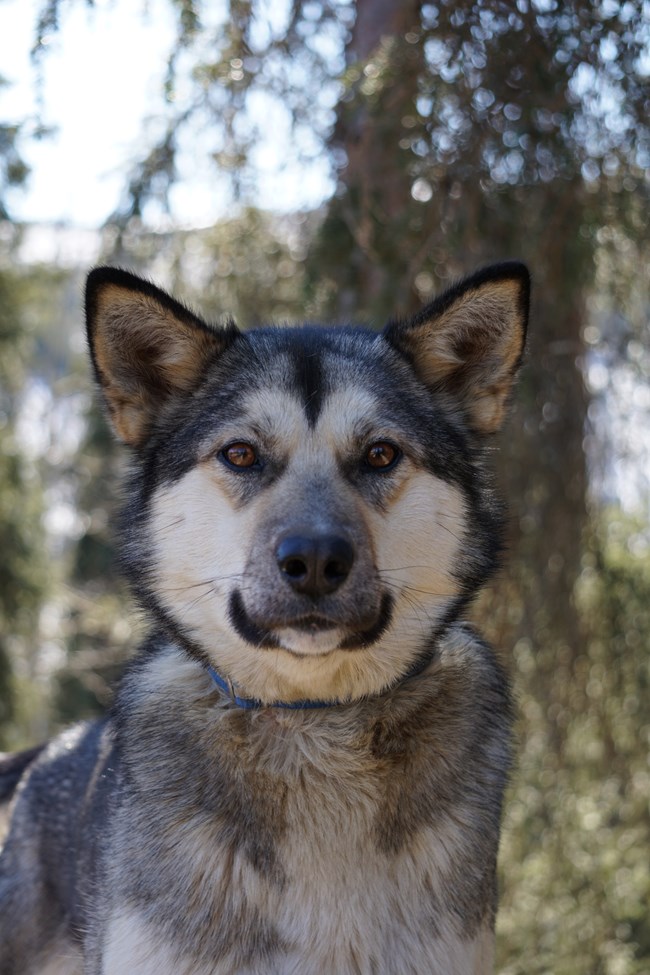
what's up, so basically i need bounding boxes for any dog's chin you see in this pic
[275,626,345,657]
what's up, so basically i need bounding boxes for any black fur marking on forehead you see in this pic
[288,328,326,427]
[251,324,381,427]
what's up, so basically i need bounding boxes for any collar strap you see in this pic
[206,666,342,710]
[206,639,439,711]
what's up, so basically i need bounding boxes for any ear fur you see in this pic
[383,262,530,434]
[85,267,239,447]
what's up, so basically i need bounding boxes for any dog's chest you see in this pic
[105,703,495,974]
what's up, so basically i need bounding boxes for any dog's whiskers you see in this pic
[158,580,217,593]
[150,517,186,534]
[434,519,464,543]
[379,576,452,599]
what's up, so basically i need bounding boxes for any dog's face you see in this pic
[86,264,528,703]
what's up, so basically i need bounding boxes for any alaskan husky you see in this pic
[0,262,529,974]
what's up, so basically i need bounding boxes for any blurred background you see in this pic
[0,0,648,970]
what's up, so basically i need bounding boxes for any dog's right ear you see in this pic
[383,262,529,435]
[85,267,238,447]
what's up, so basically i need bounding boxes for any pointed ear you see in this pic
[85,267,238,447]
[383,262,530,434]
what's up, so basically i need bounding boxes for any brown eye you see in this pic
[365,441,400,471]
[221,442,259,469]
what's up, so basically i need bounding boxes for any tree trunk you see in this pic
[310,0,424,322]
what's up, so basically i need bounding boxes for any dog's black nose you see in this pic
[276,535,354,597]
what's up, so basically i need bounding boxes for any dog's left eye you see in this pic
[220,442,260,470]
[365,441,401,471]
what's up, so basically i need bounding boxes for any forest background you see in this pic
[0,1,649,972]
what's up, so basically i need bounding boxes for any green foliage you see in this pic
[0,443,46,733]
[106,208,316,325]
[497,512,650,974]
[173,209,318,325]
[0,75,30,219]
[0,266,48,744]
[48,393,136,725]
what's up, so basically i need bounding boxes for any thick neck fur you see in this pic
[103,624,512,975]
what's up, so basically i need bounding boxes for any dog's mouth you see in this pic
[228,590,393,655]
[291,615,338,633]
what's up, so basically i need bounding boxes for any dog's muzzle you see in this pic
[228,519,392,653]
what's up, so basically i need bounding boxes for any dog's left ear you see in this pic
[383,262,529,434]
[86,267,239,447]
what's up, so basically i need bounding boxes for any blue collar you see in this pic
[206,640,438,711]
[207,665,342,710]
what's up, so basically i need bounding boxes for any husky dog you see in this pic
[0,262,529,975]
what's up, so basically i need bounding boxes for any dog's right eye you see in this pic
[365,441,401,471]
[219,442,260,470]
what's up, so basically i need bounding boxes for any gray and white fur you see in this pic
[0,262,529,974]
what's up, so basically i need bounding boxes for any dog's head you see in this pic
[86,264,529,704]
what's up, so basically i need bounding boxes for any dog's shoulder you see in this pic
[0,719,116,972]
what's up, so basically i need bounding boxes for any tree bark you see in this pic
[312,0,424,321]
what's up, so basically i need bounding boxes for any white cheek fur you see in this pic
[150,464,253,640]
[147,454,467,704]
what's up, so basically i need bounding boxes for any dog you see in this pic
[0,261,529,974]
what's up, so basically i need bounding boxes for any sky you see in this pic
[0,0,332,228]
[1,0,175,225]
